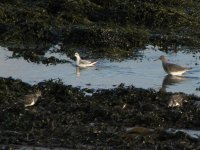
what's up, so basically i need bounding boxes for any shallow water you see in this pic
[166,128,200,139]
[1,45,200,96]
[0,145,68,150]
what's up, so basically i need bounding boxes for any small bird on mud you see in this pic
[74,52,97,67]
[168,94,187,107]
[24,90,42,107]
[157,55,192,76]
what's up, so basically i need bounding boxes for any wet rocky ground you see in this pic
[1,0,200,149]
[0,77,199,149]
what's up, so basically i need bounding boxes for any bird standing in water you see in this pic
[158,55,192,76]
[74,52,97,67]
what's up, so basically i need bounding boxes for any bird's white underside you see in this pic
[25,100,35,107]
[168,71,187,76]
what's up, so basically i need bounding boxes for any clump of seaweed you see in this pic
[0,78,199,149]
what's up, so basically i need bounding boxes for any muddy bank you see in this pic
[0,77,199,149]
[0,1,200,61]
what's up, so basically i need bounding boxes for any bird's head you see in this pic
[159,55,168,62]
[159,55,165,60]
[154,55,167,62]
[74,52,80,58]
[35,90,42,97]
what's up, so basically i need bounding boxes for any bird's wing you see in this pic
[166,63,190,72]
[24,95,33,104]
[80,59,92,64]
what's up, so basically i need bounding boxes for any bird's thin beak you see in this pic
[154,58,159,61]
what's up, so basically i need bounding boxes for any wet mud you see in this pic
[0,78,199,149]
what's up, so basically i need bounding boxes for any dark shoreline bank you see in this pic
[1,0,200,62]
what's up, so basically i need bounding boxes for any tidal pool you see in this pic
[0,45,200,96]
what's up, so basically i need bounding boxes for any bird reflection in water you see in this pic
[76,67,81,77]
[76,65,98,78]
[160,75,188,92]
[76,66,93,77]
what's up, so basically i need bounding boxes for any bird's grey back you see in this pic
[163,62,191,72]
[80,59,91,64]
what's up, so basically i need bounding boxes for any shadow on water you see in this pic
[160,75,200,92]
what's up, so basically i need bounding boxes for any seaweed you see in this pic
[0,78,199,148]
[0,0,200,61]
